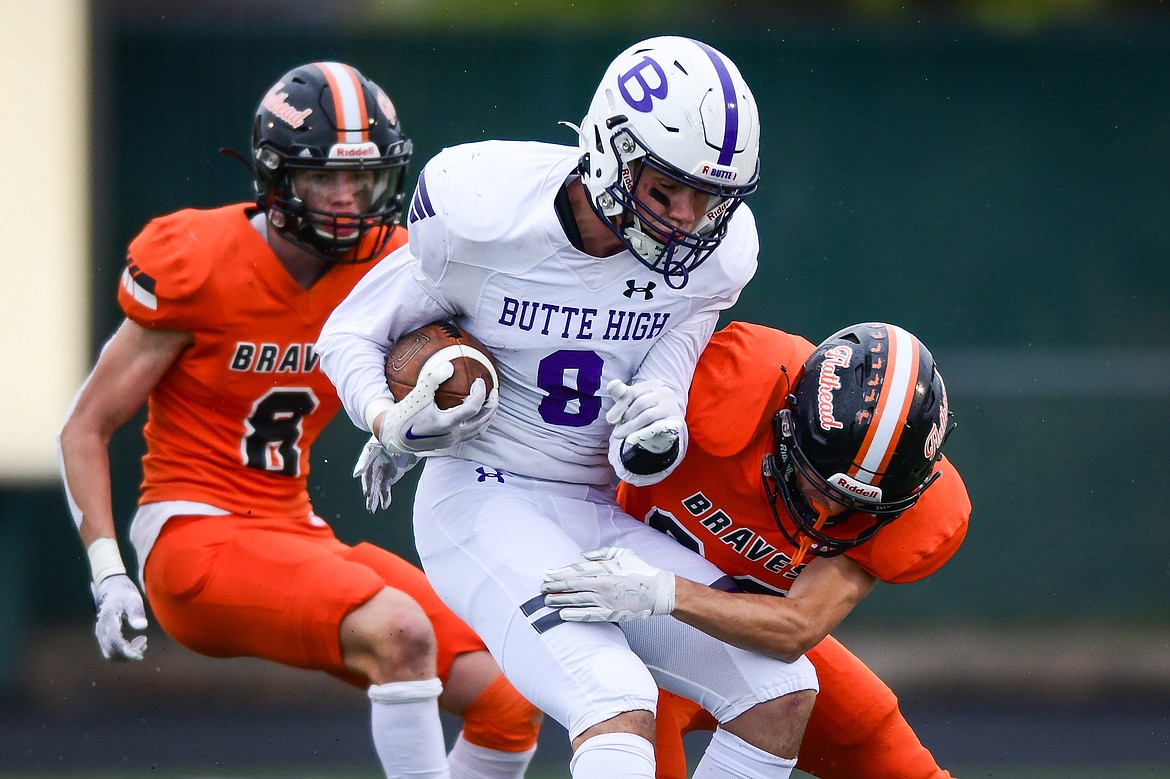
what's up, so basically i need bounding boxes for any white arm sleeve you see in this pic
[608,311,718,486]
[317,244,453,432]
[633,310,718,403]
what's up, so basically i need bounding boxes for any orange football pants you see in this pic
[654,634,954,779]
[143,513,541,752]
[144,513,485,684]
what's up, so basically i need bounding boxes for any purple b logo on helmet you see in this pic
[618,56,668,112]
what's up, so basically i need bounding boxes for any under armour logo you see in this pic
[623,279,656,300]
[476,467,505,483]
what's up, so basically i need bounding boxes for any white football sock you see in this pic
[448,733,536,779]
[569,732,655,778]
[368,678,450,779]
[692,727,797,778]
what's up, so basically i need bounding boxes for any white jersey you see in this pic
[318,140,759,485]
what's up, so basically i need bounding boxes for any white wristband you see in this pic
[87,537,127,584]
[363,396,397,435]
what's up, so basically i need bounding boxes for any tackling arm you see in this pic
[671,555,877,663]
[546,546,876,663]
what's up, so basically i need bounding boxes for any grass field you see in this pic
[5,707,1166,778]
[10,628,1166,778]
[4,711,1167,778]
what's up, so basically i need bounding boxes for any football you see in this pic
[384,321,497,409]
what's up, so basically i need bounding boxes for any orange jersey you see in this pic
[618,321,970,588]
[620,322,968,779]
[118,203,407,517]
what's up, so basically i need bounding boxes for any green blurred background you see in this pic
[2,0,1168,774]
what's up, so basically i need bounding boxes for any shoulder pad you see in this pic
[849,458,971,582]
[407,142,579,279]
[118,205,249,328]
[688,322,815,456]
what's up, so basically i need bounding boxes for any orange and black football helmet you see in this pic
[251,61,412,263]
[763,322,954,558]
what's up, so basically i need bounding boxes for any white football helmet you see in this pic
[577,36,761,287]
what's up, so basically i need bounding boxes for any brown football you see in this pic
[384,321,497,410]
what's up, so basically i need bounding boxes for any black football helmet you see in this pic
[763,322,955,558]
[252,62,412,263]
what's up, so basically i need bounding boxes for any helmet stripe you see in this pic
[693,40,739,166]
[852,324,919,484]
[314,62,369,144]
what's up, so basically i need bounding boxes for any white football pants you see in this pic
[413,456,818,741]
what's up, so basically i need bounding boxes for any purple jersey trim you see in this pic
[409,168,436,223]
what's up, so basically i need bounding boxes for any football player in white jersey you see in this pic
[318,37,818,779]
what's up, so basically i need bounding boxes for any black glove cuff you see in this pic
[620,439,681,476]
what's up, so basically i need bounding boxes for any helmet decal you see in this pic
[924,379,950,460]
[313,62,370,144]
[853,324,919,487]
[617,57,669,112]
[375,88,398,126]
[260,81,313,129]
[814,344,853,432]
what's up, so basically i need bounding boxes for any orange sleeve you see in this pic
[686,322,815,457]
[118,207,229,331]
[846,457,971,583]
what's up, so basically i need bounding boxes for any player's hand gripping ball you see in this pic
[384,321,497,409]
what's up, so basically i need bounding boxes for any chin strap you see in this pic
[621,217,664,264]
[789,505,833,570]
[621,219,692,288]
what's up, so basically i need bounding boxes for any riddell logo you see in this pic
[330,143,378,158]
[831,474,881,501]
[261,82,313,129]
[705,198,734,221]
[620,165,635,192]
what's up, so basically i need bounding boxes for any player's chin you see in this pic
[315,213,368,237]
[643,222,692,248]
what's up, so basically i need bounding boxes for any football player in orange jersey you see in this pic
[58,62,540,779]
[542,321,970,778]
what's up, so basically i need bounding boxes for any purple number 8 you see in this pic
[536,350,604,427]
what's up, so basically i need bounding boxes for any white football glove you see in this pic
[541,547,676,622]
[605,379,686,484]
[353,436,420,513]
[92,573,149,661]
[606,379,683,453]
[370,355,498,454]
